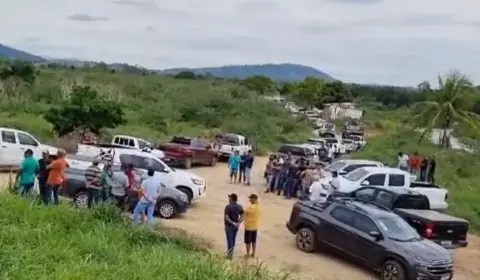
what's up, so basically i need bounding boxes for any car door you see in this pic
[190,139,205,164]
[323,207,358,256]
[348,213,385,266]
[17,131,41,159]
[361,173,386,187]
[0,130,22,166]
[119,154,172,188]
[351,187,377,202]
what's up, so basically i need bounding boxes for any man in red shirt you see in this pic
[409,152,421,175]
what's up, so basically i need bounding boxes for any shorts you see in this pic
[244,230,258,244]
[229,168,238,177]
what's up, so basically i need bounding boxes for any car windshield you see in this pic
[326,138,338,144]
[171,137,192,145]
[307,139,324,145]
[325,123,334,129]
[326,161,347,172]
[344,168,369,181]
[394,195,430,209]
[137,139,151,150]
[217,134,240,146]
[378,216,421,242]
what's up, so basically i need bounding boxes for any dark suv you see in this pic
[286,198,454,280]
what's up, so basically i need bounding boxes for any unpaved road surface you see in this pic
[161,157,480,280]
[1,158,479,279]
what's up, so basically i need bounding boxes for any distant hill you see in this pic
[0,44,46,62]
[160,63,334,81]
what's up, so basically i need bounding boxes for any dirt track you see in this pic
[1,158,479,279]
[162,156,480,280]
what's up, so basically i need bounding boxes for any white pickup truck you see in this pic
[331,166,448,210]
[68,148,206,202]
[0,127,57,166]
[77,135,165,159]
[214,133,252,159]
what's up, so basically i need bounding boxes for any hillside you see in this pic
[160,63,334,81]
[0,44,46,62]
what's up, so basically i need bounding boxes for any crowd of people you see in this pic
[397,152,437,183]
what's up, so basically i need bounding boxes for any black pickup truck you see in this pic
[345,186,469,249]
[287,198,454,280]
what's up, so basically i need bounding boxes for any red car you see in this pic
[157,136,218,169]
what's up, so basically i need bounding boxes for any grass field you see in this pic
[0,194,277,280]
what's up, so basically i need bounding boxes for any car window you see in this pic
[17,132,38,146]
[113,137,120,144]
[343,164,375,173]
[375,190,395,207]
[331,207,355,224]
[351,213,378,233]
[344,168,369,182]
[128,139,135,147]
[137,139,150,149]
[388,174,405,187]
[353,188,376,201]
[1,131,16,144]
[393,195,430,209]
[325,161,347,172]
[278,145,306,157]
[119,138,128,146]
[364,174,386,186]
[119,154,165,172]
[171,137,192,145]
[377,216,420,241]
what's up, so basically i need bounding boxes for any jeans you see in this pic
[133,201,156,226]
[245,167,252,184]
[87,188,102,208]
[45,184,60,205]
[284,177,297,199]
[38,181,47,204]
[275,174,286,194]
[239,167,246,182]
[269,174,278,192]
[225,225,239,258]
[20,182,35,196]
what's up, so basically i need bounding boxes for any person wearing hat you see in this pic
[244,194,261,258]
[85,157,103,208]
[45,148,68,205]
[224,193,244,259]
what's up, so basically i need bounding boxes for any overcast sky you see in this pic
[1,0,479,85]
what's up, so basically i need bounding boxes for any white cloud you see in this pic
[1,0,479,85]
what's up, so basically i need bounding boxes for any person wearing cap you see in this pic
[244,194,260,258]
[133,169,161,227]
[228,150,241,184]
[85,158,103,208]
[45,148,68,205]
[37,150,51,204]
[243,150,254,186]
[224,193,244,259]
[16,149,39,196]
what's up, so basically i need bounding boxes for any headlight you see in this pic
[191,178,203,185]
[179,194,188,202]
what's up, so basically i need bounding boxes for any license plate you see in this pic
[441,241,452,247]
[441,274,451,280]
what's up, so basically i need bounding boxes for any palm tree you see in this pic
[413,71,480,148]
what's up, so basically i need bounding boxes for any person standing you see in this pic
[409,152,421,175]
[397,152,409,171]
[104,164,129,210]
[420,156,429,181]
[16,149,39,196]
[244,150,254,186]
[284,160,298,199]
[224,193,244,259]
[428,156,436,184]
[37,150,51,204]
[133,169,161,227]
[228,150,241,184]
[239,152,247,184]
[244,194,260,258]
[46,149,68,205]
[85,158,103,208]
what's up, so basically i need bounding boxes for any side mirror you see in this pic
[368,231,382,241]
[361,180,370,186]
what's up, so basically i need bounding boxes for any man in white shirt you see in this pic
[133,169,162,226]
[397,152,409,171]
[308,171,332,202]
[104,164,129,209]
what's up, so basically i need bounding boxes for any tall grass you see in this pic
[0,194,279,280]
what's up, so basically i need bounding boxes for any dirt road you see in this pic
[161,156,480,280]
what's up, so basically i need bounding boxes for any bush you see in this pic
[354,129,480,231]
[0,194,279,280]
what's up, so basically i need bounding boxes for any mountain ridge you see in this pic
[0,44,46,62]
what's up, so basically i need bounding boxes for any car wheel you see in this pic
[74,191,89,208]
[157,200,177,219]
[381,260,406,280]
[295,227,317,253]
[184,158,192,169]
[210,156,217,166]
[176,186,193,203]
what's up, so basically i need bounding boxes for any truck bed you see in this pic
[395,209,468,223]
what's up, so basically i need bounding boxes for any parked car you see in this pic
[318,122,335,134]
[157,136,218,169]
[325,159,383,180]
[346,186,469,248]
[214,133,252,160]
[0,127,57,166]
[331,167,448,210]
[324,138,346,154]
[286,198,454,280]
[341,139,355,152]
[61,167,189,219]
[348,134,366,149]
[276,144,315,163]
[72,148,206,202]
[77,134,165,159]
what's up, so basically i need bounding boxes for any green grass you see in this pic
[353,128,480,231]
[0,194,280,280]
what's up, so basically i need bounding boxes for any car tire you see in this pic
[210,156,217,167]
[157,200,177,219]
[73,191,89,208]
[176,186,193,203]
[183,158,192,169]
[295,227,317,253]
[381,260,406,280]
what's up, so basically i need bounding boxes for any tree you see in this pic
[413,71,480,148]
[240,75,274,95]
[44,85,126,136]
[0,60,37,84]
[292,77,324,107]
[174,71,197,80]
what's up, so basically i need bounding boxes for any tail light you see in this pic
[424,222,435,238]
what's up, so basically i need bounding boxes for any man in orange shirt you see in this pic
[409,152,421,175]
[46,149,68,205]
